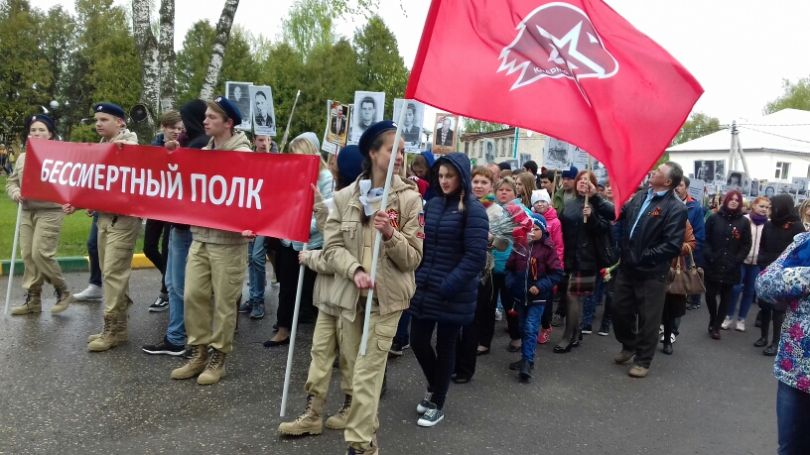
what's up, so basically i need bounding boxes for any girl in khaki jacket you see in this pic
[286,122,422,455]
[6,114,74,315]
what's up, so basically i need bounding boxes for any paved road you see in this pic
[0,270,777,454]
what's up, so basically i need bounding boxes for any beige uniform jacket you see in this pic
[322,175,423,317]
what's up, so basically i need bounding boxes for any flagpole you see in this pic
[584,155,592,223]
[280,242,308,417]
[279,90,301,153]
[359,106,408,356]
[4,204,23,316]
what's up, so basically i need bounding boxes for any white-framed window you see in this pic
[775,161,790,180]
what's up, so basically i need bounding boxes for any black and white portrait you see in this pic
[350,91,385,144]
[694,160,725,183]
[544,138,571,170]
[250,85,276,137]
[432,113,458,154]
[726,171,743,188]
[225,81,252,130]
[393,99,424,152]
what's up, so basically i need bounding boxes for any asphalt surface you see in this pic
[0,269,777,455]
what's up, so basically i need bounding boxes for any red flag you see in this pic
[406,0,703,212]
[21,139,319,242]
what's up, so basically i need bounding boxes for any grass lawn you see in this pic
[1,175,144,260]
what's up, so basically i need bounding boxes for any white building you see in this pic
[666,109,810,194]
[459,128,547,169]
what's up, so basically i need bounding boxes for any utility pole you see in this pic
[728,121,751,177]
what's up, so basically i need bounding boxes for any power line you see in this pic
[737,125,810,145]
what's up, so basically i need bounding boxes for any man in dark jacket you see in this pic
[612,162,688,378]
[675,177,706,311]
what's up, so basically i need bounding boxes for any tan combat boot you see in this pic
[51,286,73,314]
[171,345,208,380]
[11,292,42,315]
[278,395,325,436]
[325,394,352,430]
[197,349,227,385]
[87,313,123,352]
[87,313,128,342]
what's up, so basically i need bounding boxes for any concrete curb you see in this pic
[1,253,155,276]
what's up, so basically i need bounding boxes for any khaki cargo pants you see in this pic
[184,241,247,354]
[344,302,401,451]
[304,309,362,400]
[97,214,140,316]
[20,209,66,293]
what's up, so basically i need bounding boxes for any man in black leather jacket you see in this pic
[612,162,687,378]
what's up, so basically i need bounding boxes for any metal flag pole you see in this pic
[584,155,593,223]
[358,105,408,356]
[279,90,302,153]
[280,242,308,417]
[4,204,23,315]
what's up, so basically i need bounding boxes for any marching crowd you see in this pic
[5,98,810,455]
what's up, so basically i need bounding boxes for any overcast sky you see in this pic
[32,0,810,125]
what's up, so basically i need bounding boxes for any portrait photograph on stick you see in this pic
[322,100,349,153]
[250,85,276,137]
[432,113,458,154]
[225,81,253,130]
[350,91,385,144]
[393,99,424,151]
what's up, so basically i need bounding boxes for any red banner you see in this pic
[21,139,320,242]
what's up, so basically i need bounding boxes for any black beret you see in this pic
[358,120,397,156]
[93,102,126,120]
[213,96,242,126]
[25,114,56,135]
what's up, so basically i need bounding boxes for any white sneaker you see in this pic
[735,320,746,332]
[720,316,733,330]
[73,284,102,301]
[494,309,503,321]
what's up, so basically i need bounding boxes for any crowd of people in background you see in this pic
[5,102,810,454]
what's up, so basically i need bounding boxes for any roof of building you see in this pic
[667,109,810,154]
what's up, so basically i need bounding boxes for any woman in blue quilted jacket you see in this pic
[408,152,489,428]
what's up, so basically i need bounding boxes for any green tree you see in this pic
[64,0,142,139]
[671,112,721,145]
[462,119,509,134]
[353,16,409,116]
[765,76,810,113]
[282,0,334,60]
[0,0,52,143]
[176,23,259,105]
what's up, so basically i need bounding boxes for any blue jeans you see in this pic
[581,275,605,327]
[165,228,192,346]
[394,310,411,346]
[777,380,810,454]
[519,303,545,363]
[728,264,760,319]
[87,213,101,286]
[247,236,267,302]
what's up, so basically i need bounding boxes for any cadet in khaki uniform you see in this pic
[277,145,364,437]
[83,103,141,352]
[6,114,74,315]
[170,97,252,386]
[284,122,423,455]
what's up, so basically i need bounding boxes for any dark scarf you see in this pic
[750,213,768,226]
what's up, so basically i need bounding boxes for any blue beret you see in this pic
[561,165,579,179]
[93,102,126,120]
[337,145,363,185]
[358,120,397,156]
[25,114,56,134]
[213,96,242,126]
